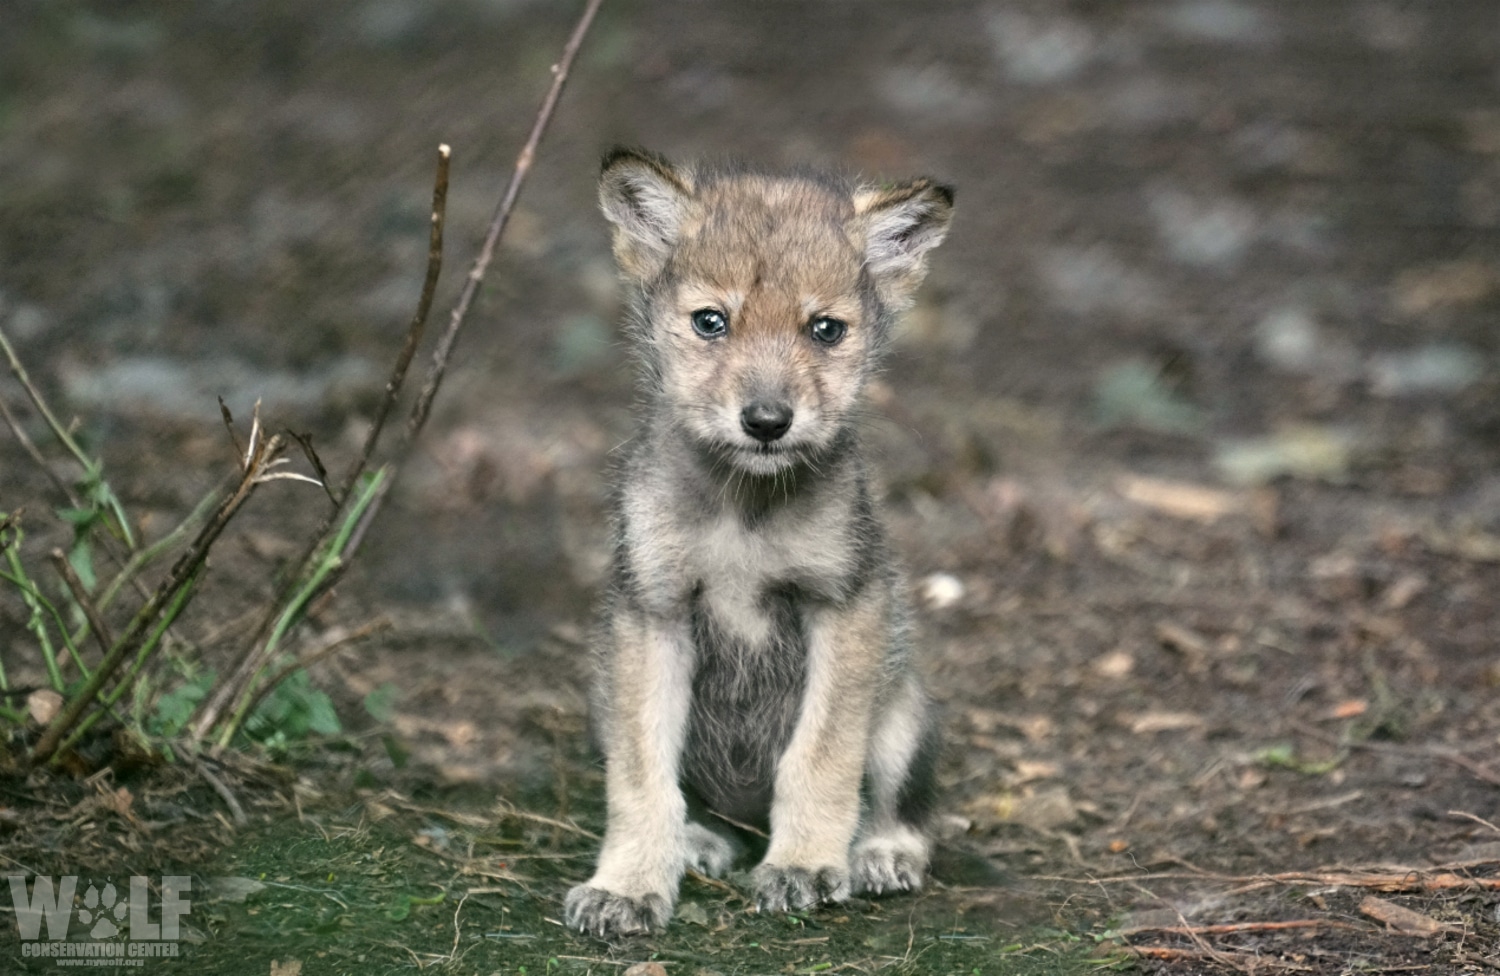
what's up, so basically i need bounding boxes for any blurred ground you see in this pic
[2,1,1499,973]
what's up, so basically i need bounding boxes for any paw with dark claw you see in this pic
[751,863,849,914]
[564,885,671,938]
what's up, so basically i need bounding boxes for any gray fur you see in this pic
[566,149,953,938]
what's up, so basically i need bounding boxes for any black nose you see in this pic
[740,401,793,443]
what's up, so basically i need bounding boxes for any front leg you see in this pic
[566,611,694,937]
[754,594,887,913]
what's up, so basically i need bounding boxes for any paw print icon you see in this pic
[77,882,128,939]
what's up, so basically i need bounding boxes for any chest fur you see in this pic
[688,510,851,646]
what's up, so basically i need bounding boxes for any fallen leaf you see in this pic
[1331,699,1368,719]
[1128,711,1204,734]
[209,877,267,904]
[622,964,668,976]
[1155,621,1211,663]
[270,962,303,976]
[1215,425,1353,486]
[1117,475,1240,523]
[106,787,134,819]
[1013,760,1060,783]
[1393,260,1497,317]
[1359,895,1458,936]
[26,689,61,726]
[1093,649,1135,679]
[966,786,1077,830]
[675,900,710,926]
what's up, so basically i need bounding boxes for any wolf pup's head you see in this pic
[599,148,953,476]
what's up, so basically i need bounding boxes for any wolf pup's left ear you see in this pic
[853,179,954,309]
[599,147,695,281]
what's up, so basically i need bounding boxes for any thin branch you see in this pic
[1039,865,1500,892]
[188,755,247,827]
[286,430,336,506]
[0,327,93,489]
[345,0,603,562]
[0,395,82,509]
[50,548,114,656]
[1119,919,1366,937]
[192,0,601,742]
[218,397,245,464]
[1450,810,1500,836]
[32,434,286,765]
[97,485,225,614]
[342,144,450,506]
[1294,720,1500,788]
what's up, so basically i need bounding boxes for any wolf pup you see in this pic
[565,148,954,938]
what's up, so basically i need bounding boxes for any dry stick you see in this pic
[32,435,286,765]
[0,395,81,510]
[1120,919,1366,937]
[339,145,451,508]
[0,347,152,604]
[1042,866,1500,892]
[189,755,248,827]
[1450,810,1500,836]
[1294,720,1500,788]
[187,147,449,741]
[346,0,603,560]
[49,548,114,656]
[194,0,602,740]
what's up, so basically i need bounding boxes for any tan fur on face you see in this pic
[598,151,953,475]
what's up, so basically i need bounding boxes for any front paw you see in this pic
[564,884,671,938]
[751,863,849,913]
[850,830,928,896]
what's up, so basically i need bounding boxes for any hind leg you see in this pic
[684,819,741,877]
[851,674,938,895]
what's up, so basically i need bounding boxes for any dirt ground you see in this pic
[2,1,1499,973]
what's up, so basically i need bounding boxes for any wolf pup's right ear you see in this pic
[853,179,955,310]
[599,147,695,281]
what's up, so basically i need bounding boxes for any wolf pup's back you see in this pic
[566,149,953,938]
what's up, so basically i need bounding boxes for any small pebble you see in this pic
[919,572,965,610]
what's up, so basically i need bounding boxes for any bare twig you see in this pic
[286,430,336,506]
[32,434,287,765]
[348,0,604,556]
[1126,946,1313,971]
[189,755,248,827]
[218,397,245,463]
[494,800,599,841]
[341,144,450,507]
[50,548,114,657]
[0,395,81,509]
[0,326,134,549]
[189,145,450,741]
[1119,919,1365,937]
[1040,865,1500,892]
[1295,720,1500,788]
[192,0,601,742]
[1450,810,1500,836]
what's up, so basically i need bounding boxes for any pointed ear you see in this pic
[599,147,695,280]
[853,179,954,308]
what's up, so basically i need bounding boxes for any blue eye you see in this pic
[810,316,847,345]
[690,308,728,338]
